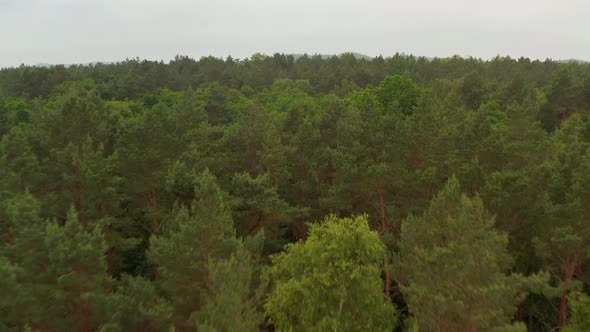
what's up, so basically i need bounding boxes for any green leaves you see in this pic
[563,292,590,332]
[149,170,265,330]
[193,243,267,332]
[266,215,397,331]
[4,55,590,332]
[105,275,173,331]
[376,74,418,115]
[397,177,527,331]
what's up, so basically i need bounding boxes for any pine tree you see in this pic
[397,177,527,331]
[0,125,41,197]
[229,172,301,251]
[533,113,590,327]
[43,208,112,332]
[105,275,173,331]
[193,232,267,332]
[0,256,24,330]
[2,197,112,331]
[117,93,194,279]
[332,85,413,301]
[148,170,239,330]
[562,292,590,332]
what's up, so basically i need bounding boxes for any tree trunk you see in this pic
[247,211,264,235]
[3,225,12,244]
[327,161,335,186]
[299,163,309,240]
[106,248,114,277]
[79,300,91,332]
[560,285,568,327]
[246,146,256,175]
[378,182,392,302]
[559,290,567,327]
[384,260,392,302]
[73,167,86,225]
[297,218,307,240]
[465,323,477,332]
[379,188,387,233]
[96,199,113,278]
[150,178,160,280]
[516,302,524,322]
[151,189,159,237]
[560,271,574,327]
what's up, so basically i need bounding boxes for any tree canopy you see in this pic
[2,53,590,331]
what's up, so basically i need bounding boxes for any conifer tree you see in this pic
[2,197,112,331]
[229,172,301,250]
[397,177,527,331]
[194,232,267,332]
[105,275,173,331]
[562,292,590,332]
[0,192,47,329]
[149,170,247,330]
[43,208,112,332]
[534,114,590,327]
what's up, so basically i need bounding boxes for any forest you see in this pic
[1,53,590,331]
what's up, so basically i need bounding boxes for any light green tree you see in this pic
[265,215,397,331]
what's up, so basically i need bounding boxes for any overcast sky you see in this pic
[1,0,589,68]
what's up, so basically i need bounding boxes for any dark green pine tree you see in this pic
[2,194,113,331]
[331,82,414,302]
[397,177,531,331]
[193,232,267,332]
[43,208,113,332]
[533,113,590,327]
[0,124,42,197]
[0,255,24,331]
[0,192,46,329]
[148,170,265,331]
[103,275,173,331]
[229,172,301,252]
[562,292,590,332]
[116,91,199,278]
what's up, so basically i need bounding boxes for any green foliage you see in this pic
[194,239,267,332]
[42,209,112,331]
[376,74,418,115]
[532,114,590,327]
[0,256,24,330]
[106,275,173,331]
[148,170,239,329]
[265,215,397,331]
[3,54,590,331]
[462,71,486,110]
[1,203,113,331]
[397,177,527,331]
[229,172,301,251]
[562,292,590,332]
[149,170,266,330]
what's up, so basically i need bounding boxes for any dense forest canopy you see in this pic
[2,53,590,331]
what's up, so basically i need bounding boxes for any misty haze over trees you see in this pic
[2,52,590,331]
